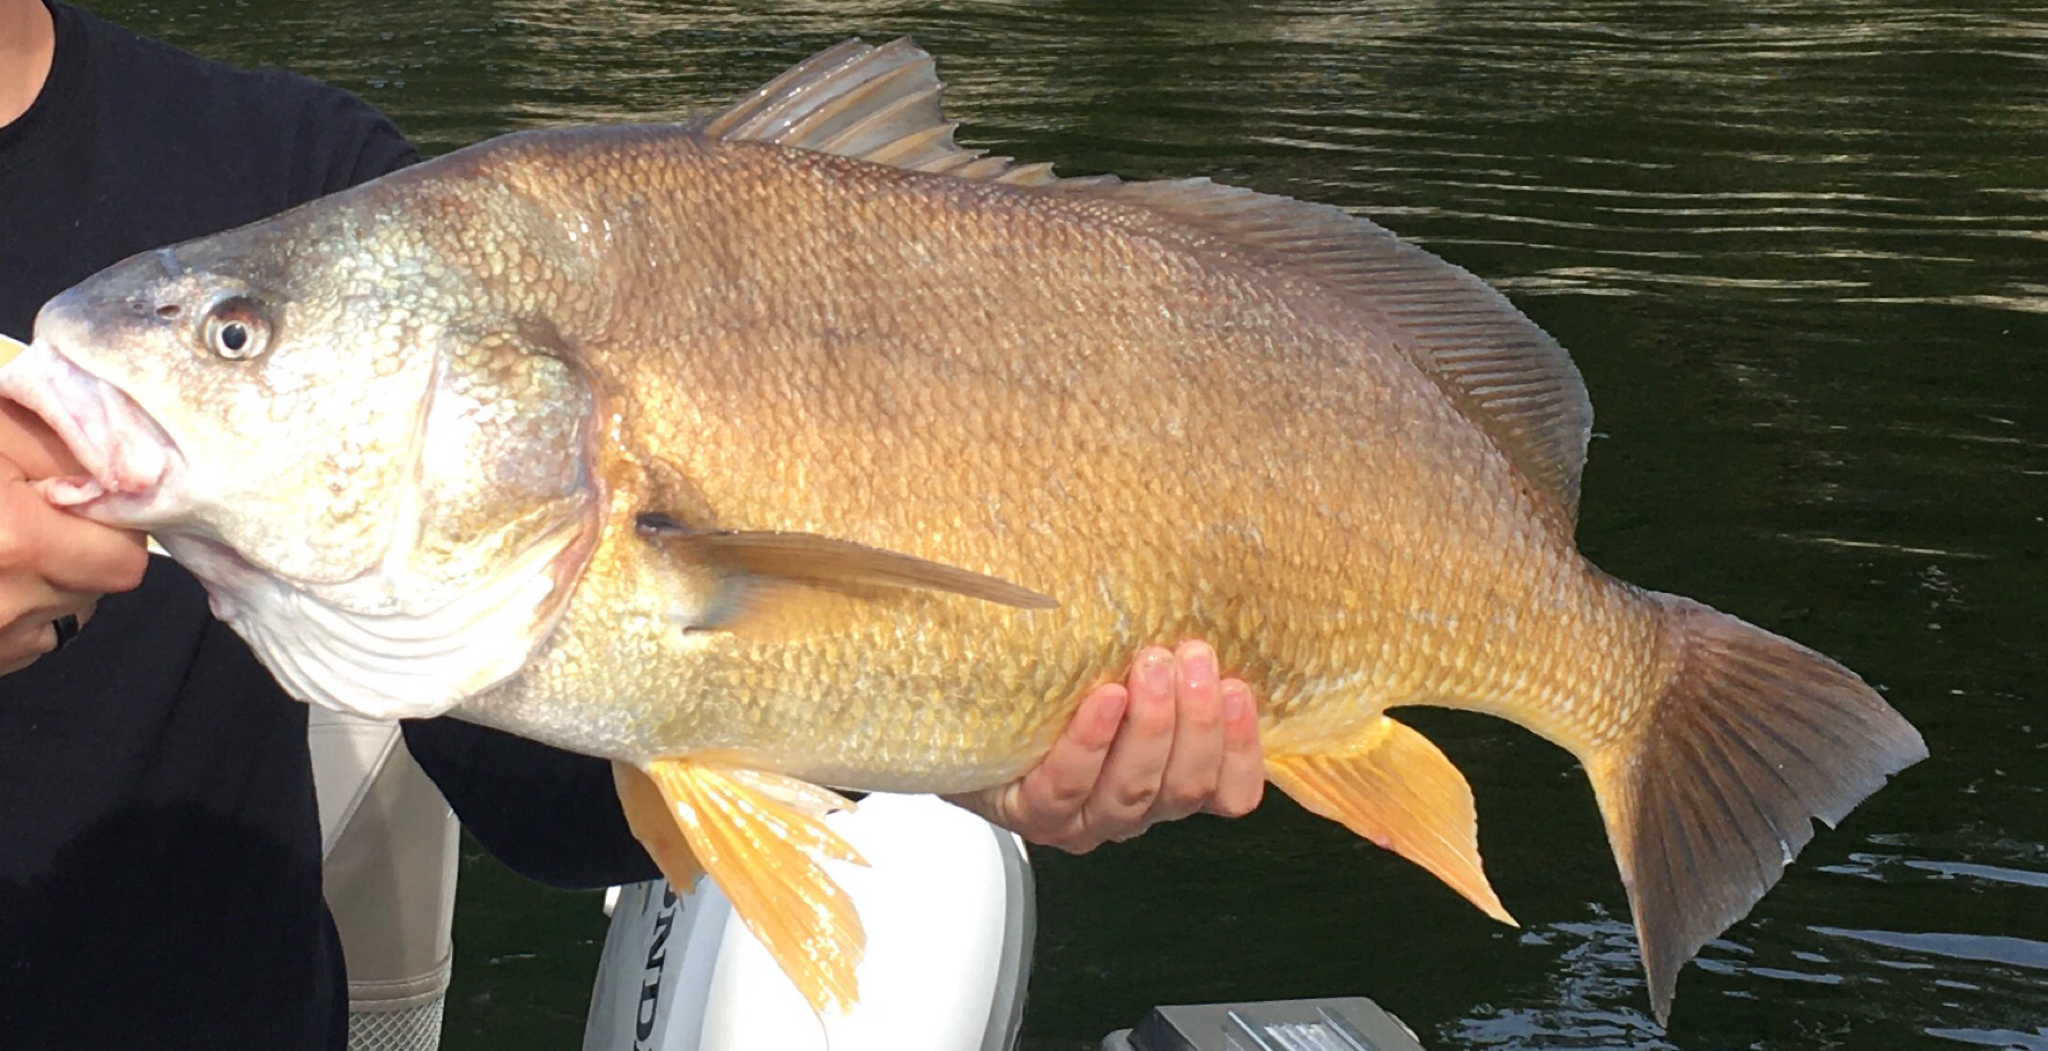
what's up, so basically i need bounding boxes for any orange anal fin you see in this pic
[1266,716,1516,926]
[612,761,706,891]
[630,759,869,1015]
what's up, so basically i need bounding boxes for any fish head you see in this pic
[1,195,603,719]
[11,217,449,583]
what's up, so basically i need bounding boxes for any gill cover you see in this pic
[179,319,603,720]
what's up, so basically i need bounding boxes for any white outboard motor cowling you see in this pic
[582,792,1034,1051]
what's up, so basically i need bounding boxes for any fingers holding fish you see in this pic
[939,642,1264,854]
[1206,679,1265,819]
[0,498,101,674]
[0,497,133,672]
[942,677,1128,852]
[1100,642,1264,830]
[1146,641,1227,823]
[1085,646,1180,842]
[0,400,87,482]
[0,401,149,588]
[0,425,147,673]
[0,467,147,590]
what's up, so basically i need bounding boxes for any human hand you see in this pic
[0,400,149,673]
[947,640,1264,853]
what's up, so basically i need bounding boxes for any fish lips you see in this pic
[0,338,184,526]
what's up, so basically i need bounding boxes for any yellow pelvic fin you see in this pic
[612,762,706,891]
[627,758,869,1014]
[1266,716,1515,926]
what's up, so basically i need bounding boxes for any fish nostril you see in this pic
[156,304,182,319]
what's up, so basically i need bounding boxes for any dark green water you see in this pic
[84,1,2047,1047]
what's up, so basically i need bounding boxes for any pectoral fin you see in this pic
[623,757,869,1014]
[637,513,1055,630]
[1266,716,1515,925]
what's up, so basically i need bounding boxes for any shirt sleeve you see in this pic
[263,70,421,202]
[338,109,418,188]
[401,717,661,889]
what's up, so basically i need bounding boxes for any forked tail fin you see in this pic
[1586,594,1926,1024]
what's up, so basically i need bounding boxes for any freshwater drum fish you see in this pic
[0,40,1923,1022]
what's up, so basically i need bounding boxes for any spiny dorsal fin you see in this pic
[703,39,1591,517]
[697,37,1100,187]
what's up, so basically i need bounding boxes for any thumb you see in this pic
[0,401,85,480]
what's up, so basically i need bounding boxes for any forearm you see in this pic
[402,717,659,889]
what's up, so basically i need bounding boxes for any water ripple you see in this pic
[1815,928,2048,973]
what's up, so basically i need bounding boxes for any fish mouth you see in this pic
[0,337,184,524]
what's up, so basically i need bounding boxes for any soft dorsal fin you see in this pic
[700,39,1593,519]
[1078,178,1595,518]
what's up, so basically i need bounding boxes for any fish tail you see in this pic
[1585,593,1926,1024]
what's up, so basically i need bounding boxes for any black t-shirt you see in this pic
[0,4,653,1047]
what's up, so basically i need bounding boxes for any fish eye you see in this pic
[201,297,273,361]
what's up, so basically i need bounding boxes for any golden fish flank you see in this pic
[0,38,1925,1023]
